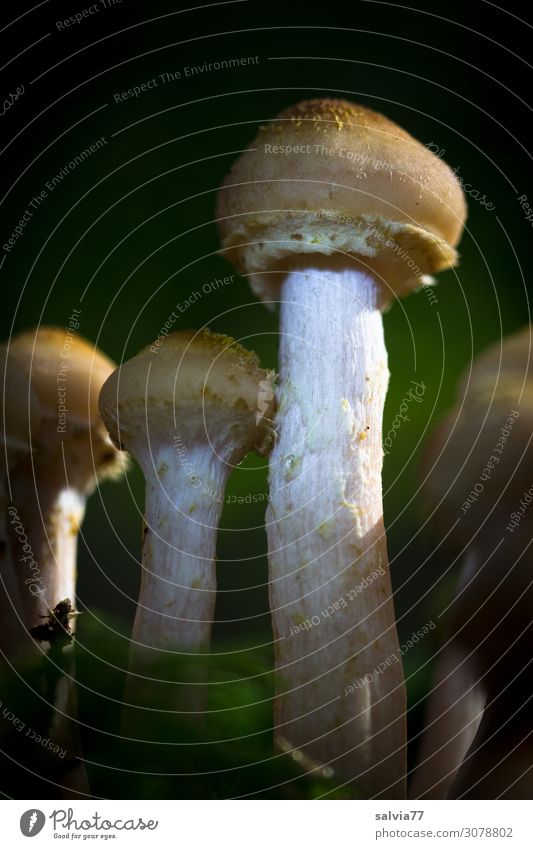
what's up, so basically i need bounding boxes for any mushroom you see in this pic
[6,326,125,797]
[99,329,275,718]
[7,327,124,627]
[412,326,533,798]
[217,98,466,797]
[0,346,42,661]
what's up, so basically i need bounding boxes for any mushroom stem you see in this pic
[267,263,406,798]
[130,443,229,668]
[409,643,485,799]
[10,458,89,797]
[12,459,85,628]
[124,443,235,726]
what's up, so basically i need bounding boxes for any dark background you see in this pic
[1,0,531,797]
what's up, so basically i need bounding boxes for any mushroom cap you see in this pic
[8,326,115,426]
[7,326,124,489]
[99,329,275,462]
[457,326,532,403]
[217,98,467,304]
[0,345,42,469]
[423,391,530,542]
[423,326,533,538]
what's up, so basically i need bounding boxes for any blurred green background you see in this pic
[1,0,531,797]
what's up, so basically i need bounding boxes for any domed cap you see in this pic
[458,326,532,405]
[99,329,276,460]
[8,326,115,426]
[217,98,467,304]
[0,345,42,469]
[422,333,533,547]
[7,326,124,488]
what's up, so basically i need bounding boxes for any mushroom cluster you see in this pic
[2,97,483,801]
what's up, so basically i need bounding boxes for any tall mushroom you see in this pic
[99,329,275,718]
[0,346,42,661]
[413,326,533,799]
[6,326,125,796]
[217,98,466,797]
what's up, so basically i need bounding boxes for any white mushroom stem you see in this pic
[11,459,85,627]
[125,443,232,716]
[266,263,406,798]
[9,458,89,796]
[409,644,485,799]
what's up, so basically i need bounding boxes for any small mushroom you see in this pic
[412,326,533,799]
[217,98,466,797]
[7,327,124,626]
[6,326,124,797]
[0,346,42,660]
[99,329,275,717]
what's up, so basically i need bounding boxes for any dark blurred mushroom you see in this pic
[411,326,533,799]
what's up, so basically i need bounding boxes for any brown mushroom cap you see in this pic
[8,327,115,426]
[217,98,467,303]
[7,326,123,488]
[424,327,533,536]
[99,329,276,461]
[458,326,532,404]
